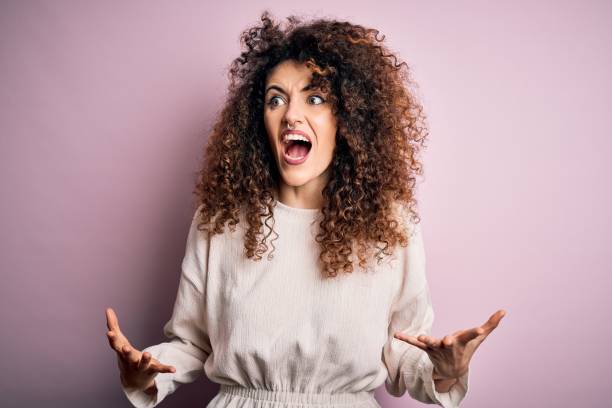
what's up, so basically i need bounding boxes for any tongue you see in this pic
[287,143,310,158]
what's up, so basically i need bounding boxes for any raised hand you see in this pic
[105,307,176,393]
[394,309,506,384]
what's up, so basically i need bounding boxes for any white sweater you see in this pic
[121,200,469,407]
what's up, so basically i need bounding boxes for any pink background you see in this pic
[1,1,610,407]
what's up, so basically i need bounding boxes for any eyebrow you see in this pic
[265,83,314,95]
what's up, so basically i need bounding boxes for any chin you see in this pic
[277,164,322,186]
[279,173,315,187]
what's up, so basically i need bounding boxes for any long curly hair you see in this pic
[192,11,429,278]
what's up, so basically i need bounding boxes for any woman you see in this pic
[105,11,505,408]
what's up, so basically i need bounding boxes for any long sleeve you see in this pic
[122,207,212,408]
[383,222,469,408]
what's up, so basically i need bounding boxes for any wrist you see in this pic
[433,377,458,393]
[143,380,157,395]
[432,366,459,393]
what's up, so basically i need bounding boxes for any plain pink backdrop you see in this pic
[1,1,610,407]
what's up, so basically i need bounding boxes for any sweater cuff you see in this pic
[121,374,173,408]
[420,355,469,408]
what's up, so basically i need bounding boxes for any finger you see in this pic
[107,329,130,353]
[122,344,140,368]
[481,309,507,333]
[456,327,485,344]
[151,361,176,374]
[418,335,441,349]
[138,351,152,371]
[107,330,127,353]
[394,333,429,350]
[160,364,176,374]
[106,308,123,335]
[441,334,456,348]
[106,330,121,351]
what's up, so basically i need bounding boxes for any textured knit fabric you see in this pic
[121,200,469,407]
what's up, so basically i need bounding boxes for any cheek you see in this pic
[312,111,337,135]
[314,133,336,165]
[315,116,337,156]
[263,114,278,151]
[322,137,336,158]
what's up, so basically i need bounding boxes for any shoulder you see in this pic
[391,200,421,239]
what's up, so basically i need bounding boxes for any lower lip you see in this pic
[282,146,311,165]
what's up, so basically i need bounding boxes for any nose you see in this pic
[283,97,304,127]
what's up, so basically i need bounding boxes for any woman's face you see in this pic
[263,59,337,193]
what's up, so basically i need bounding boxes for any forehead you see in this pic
[265,60,313,85]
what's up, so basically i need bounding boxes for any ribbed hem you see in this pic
[219,385,375,406]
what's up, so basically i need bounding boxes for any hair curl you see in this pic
[192,11,429,278]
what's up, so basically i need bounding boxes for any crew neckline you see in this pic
[274,199,321,221]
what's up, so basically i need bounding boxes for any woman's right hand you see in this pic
[105,307,176,393]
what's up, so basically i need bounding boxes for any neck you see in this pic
[274,171,328,210]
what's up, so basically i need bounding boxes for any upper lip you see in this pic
[280,129,312,145]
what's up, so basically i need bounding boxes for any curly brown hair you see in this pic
[192,11,429,278]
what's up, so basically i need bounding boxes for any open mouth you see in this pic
[284,139,312,159]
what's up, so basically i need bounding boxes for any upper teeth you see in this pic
[282,133,310,144]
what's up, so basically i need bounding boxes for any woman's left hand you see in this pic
[394,309,506,381]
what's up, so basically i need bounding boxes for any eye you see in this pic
[267,95,285,107]
[308,95,325,105]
